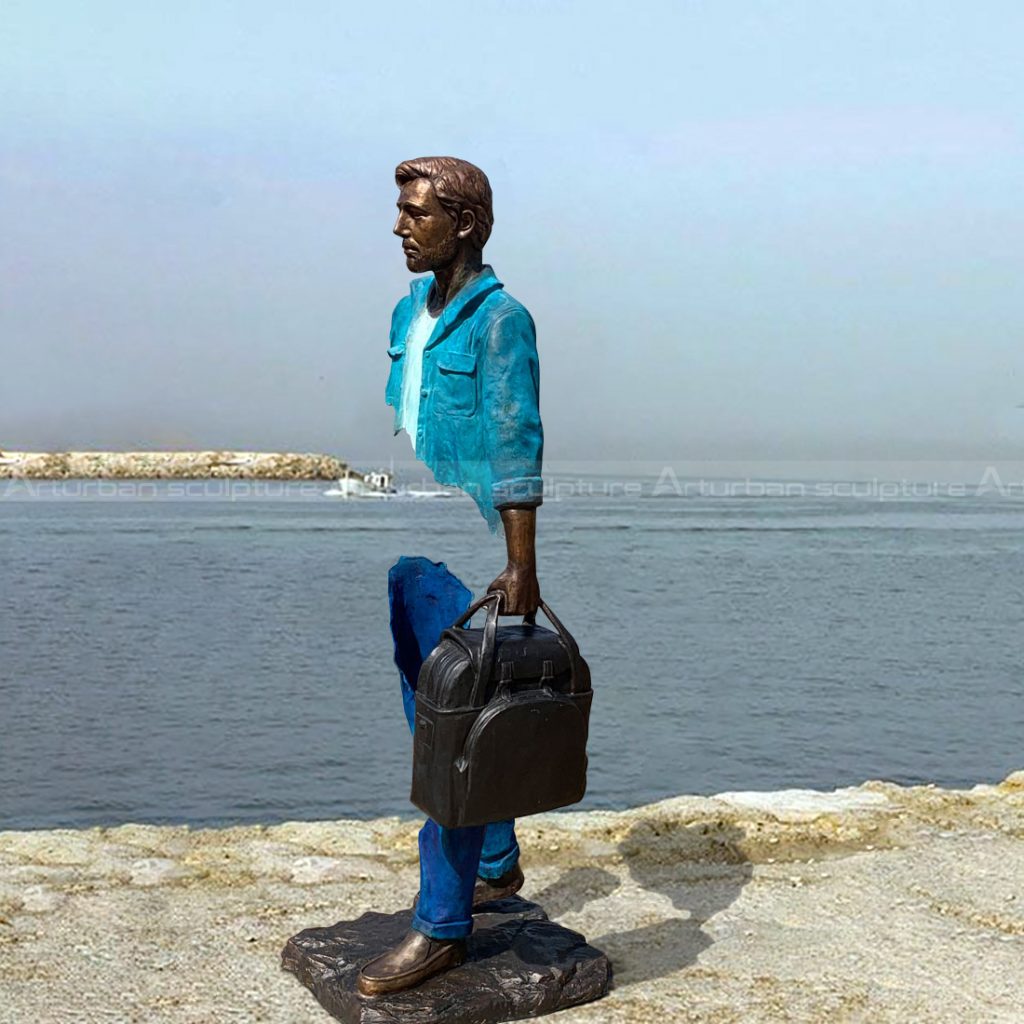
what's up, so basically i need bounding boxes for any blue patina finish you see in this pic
[385,265,544,529]
[387,555,472,733]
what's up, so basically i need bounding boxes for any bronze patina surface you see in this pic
[283,896,611,1024]
[285,158,601,1015]
[392,157,540,616]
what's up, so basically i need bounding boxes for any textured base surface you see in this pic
[281,896,611,1023]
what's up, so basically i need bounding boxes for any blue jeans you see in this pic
[388,556,520,940]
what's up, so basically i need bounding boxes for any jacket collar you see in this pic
[409,265,504,348]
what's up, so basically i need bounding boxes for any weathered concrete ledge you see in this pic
[0,450,348,480]
[2,773,1022,1022]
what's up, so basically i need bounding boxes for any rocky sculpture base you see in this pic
[281,896,611,1024]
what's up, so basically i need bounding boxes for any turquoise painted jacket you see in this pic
[385,265,544,530]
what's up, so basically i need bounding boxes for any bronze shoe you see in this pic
[472,861,525,907]
[356,928,466,997]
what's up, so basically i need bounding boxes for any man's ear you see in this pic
[456,208,476,241]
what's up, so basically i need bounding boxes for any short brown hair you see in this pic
[395,156,494,251]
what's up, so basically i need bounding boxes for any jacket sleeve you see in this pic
[481,306,544,509]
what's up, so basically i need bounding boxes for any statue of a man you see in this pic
[356,156,544,996]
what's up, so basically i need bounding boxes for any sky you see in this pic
[2,0,1023,475]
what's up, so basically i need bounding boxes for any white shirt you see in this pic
[398,304,439,448]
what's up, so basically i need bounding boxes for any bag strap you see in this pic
[449,591,502,631]
[536,599,586,695]
[466,593,503,707]
[458,592,584,706]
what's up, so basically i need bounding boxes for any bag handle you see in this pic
[449,591,504,630]
[454,592,582,706]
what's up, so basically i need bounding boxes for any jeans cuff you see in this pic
[477,843,520,881]
[411,911,473,941]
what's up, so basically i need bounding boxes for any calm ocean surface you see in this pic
[2,477,1023,830]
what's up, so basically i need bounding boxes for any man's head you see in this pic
[393,156,493,274]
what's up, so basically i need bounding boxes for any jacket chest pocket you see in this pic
[386,344,405,407]
[433,350,479,417]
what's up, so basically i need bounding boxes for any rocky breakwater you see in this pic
[0,450,349,481]
[1,773,1023,1023]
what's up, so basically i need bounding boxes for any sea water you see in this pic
[2,477,1022,829]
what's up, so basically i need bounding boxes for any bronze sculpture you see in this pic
[282,158,608,1020]
[358,157,547,995]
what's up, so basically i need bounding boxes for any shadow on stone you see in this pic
[282,896,610,1023]
[593,819,752,986]
[527,866,621,919]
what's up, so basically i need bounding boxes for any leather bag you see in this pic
[411,593,592,828]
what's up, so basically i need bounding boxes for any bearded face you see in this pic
[394,177,461,274]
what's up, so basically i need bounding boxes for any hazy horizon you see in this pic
[3,1,1023,472]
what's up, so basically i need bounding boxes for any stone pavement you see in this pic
[2,774,1022,1023]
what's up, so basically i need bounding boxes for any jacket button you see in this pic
[421,389,428,398]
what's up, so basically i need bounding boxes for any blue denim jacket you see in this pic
[386,266,544,530]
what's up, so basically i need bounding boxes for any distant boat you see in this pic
[324,468,397,499]
[323,467,457,500]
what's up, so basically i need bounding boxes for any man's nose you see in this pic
[393,214,408,237]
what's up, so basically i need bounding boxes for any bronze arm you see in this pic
[486,506,540,616]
